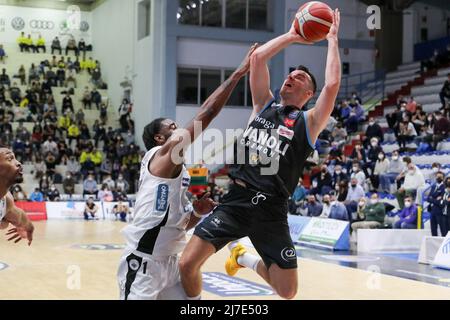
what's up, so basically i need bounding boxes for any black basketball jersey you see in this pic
[229,100,315,198]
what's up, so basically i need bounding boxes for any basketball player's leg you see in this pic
[179,205,250,299]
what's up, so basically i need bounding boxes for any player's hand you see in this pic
[235,43,259,77]
[6,222,34,246]
[288,17,313,45]
[193,192,218,216]
[326,9,340,41]
[0,220,9,230]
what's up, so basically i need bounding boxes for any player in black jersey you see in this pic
[179,10,341,299]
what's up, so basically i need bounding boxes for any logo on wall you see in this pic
[80,21,90,32]
[11,17,25,31]
[72,244,126,250]
[30,20,55,30]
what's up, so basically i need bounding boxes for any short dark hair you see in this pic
[296,65,317,94]
[142,118,166,151]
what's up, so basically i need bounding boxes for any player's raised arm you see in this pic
[150,44,258,178]
[3,192,34,246]
[307,9,341,142]
[249,20,313,121]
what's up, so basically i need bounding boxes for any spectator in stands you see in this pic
[421,49,440,72]
[364,137,383,175]
[0,68,10,87]
[67,122,80,146]
[56,66,66,88]
[425,111,449,150]
[41,136,58,157]
[416,162,443,206]
[329,191,349,221]
[51,37,62,55]
[46,184,60,201]
[370,151,389,192]
[351,193,386,231]
[349,142,366,170]
[427,171,447,237]
[393,196,417,229]
[12,185,27,201]
[83,174,98,197]
[350,98,365,122]
[25,35,35,53]
[113,201,129,222]
[58,111,71,137]
[66,155,81,181]
[29,188,44,202]
[339,100,351,120]
[35,34,46,53]
[99,103,108,124]
[94,124,107,148]
[75,109,85,124]
[66,36,78,56]
[310,165,332,196]
[65,68,77,88]
[364,117,383,147]
[82,86,92,109]
[331,164,348,190]
[318,194,332,218]
[405,96,417,115]
[397,119,417,150]
[14,65,26,85]
[350,161,366,187]
[63,172,76,197]
[289,178,307,215]
[302,194,323,217]
[91,88,102,110]
[386,104,403,133]
[79,123,91,141]
[350,92,362,105]
[62,92,74,114]
[396,162,425,209]
[115,174,130,194]
[44,151,57,176]
[78,38,87,58]
[98,184,114,202]
[102,174,115,191]
[379,150,404,192]
[83,197,99,220]
[439,73,450,109]
[331,122,347,148]
[118,99,131,127]
[17,32,27,52]
[91,68,102,87]
[345,177,365,217]
[28,63,40,84]
[0,44,6,63]
[337,180,349,202]
[438,178,450,236]
[344,110,358,134]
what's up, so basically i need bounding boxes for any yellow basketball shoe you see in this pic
[225,243,247,276]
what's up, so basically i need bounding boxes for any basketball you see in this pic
[294,1,333,42]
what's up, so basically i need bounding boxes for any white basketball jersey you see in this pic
[121,147,193,257]
[0,196,6,221]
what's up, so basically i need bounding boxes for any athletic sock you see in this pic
[237,253,261,272]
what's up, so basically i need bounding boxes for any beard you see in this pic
[14,174,24,184]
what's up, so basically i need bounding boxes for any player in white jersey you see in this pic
[117,44,258,300]
[0,147,34,245]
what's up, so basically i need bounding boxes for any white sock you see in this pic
[237,253,261,272]
[186,294,201,300]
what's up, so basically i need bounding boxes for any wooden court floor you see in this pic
[0,220,450,300]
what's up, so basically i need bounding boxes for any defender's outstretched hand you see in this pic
[6,222,34,246]
[235,43,260,78]
[193,192,218,216]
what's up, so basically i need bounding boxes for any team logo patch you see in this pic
[182,177,191,187]
[277,125,294,140]
[284,118,295,128]
[128,259,140,271]
[281,247,297,262]
[288,111,300,119]
[155,184,169,212]
[11,17,25,31]
[211,217,222,227]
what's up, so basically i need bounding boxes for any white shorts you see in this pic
[117,251,187,300]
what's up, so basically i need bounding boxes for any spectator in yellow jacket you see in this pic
[25,35,35,53]
[58,112,71,136]
[17,32,28,52]
[36,35,46,53]
[67,123,80,146]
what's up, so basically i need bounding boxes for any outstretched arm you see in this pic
[307,9,341,144]
[249,23,312,121]
[2,193,34,246]
[151,44,258,178]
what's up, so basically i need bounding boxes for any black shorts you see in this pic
[194,184,297,269]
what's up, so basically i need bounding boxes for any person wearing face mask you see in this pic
[46,184,60,202]
[115,174,130,194]
[424,111,450,150]
[310,165,333,196]
[83,174,98,198]
[289,178,307,215]
[345,178,365,216]
[379,151,405,192]
[364,117,383,148]
[328,191,349,221]
[351,194,386,231]
[426,172,447,236]
[63,173,76,197]
[371,151,390,192]
[350,161,366,187]
[416,163,442,206]
[393,196,418,229]
[303,194,323,217]
[319,194,332,218]
[364,137,383,177]
[396,163,425,209]
[332,165,348,190]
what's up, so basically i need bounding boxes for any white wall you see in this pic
[410,2,450,44]
[91,0,134,111]
[0,5,92,46]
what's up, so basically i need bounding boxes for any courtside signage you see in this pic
[202,272,274,297]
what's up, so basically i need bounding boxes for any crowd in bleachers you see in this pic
[0,36,139,203]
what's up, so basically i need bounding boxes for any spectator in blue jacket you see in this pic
[289,178,307,215]
[304,194,323,217]
[393,195,417,229]
[29,188,45,202]
[427,172,447,236]
[329,191,350,221]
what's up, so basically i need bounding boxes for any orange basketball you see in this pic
[294,1,333,43]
